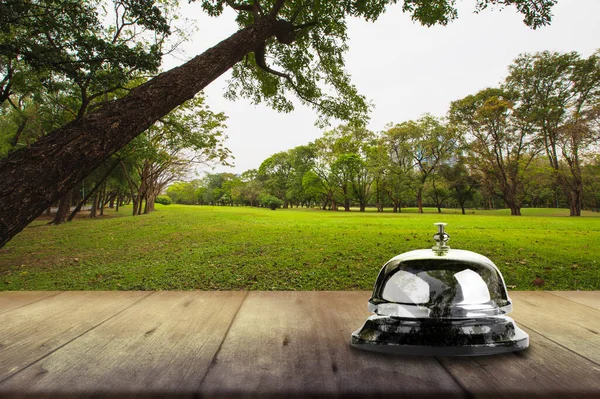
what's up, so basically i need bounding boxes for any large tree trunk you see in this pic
[569,189,582,216]
[509,205,522,216]
[0,17,281,248]
[343,199,350,211]
[50,189,73,225]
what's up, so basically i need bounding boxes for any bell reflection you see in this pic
[352,223,529,356]
[454,269,491,304]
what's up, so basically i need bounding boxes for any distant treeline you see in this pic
[167,51,600,216]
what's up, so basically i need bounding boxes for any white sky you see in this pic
[162,0,600,175]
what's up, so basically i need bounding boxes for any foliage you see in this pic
[171,50,600,216]
[450,87,541,215]
[155,195,172,205]
[259,193,283,210]
[202,0,556,126]
[167,180,202,204]
[504,50,600,215]
[0,0,180,155]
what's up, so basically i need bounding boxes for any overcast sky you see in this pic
[162,0,600,176]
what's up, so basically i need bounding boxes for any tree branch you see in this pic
[225,0,254,12]
[270,0,286,17]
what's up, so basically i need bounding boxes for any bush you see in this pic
[156,195,172,205]
[259,194,283,210]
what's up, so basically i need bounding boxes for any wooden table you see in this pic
[0,291,598,398]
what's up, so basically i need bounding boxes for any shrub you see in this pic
[156,195,172,205]
[259,194,283,210]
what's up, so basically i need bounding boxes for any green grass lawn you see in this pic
[1,205,599,291]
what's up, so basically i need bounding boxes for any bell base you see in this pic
[351,315,529,356]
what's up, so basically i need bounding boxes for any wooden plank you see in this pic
[0,291,60,314]
[0,291,246,397]
[438,327,600,398]
[509,291,600,364]
[199,291,465,398]
[0,291,148,382]
[551,291,600,311]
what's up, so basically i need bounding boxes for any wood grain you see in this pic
[509,291,600,364]
[438,327,600,398]
[0,291,246,397]
[0,291,599,398]
[0,291,60,315]
[198,291,465,398]
[0,291,148,382]
[551,291,600,311]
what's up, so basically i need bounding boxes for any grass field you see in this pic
[1,205,599,291]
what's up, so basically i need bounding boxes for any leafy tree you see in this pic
[521,156,557,208]
[258,151,293,206]
[0,0,557,246]
[439,156,478,214]
[582,155,600,212]
[425,176,451,213]
[504,51,600,216]
[450,88,539,215]
[287,144,316,207]
[167,180,202,204]
[311,135,340,210]
[381,124,417,212]
[110,93,228,215]
[238,169,263,206]
[1,0,179,226]
[319,123,373,211]
[365,138,389,212]
[259,193,283,210]
[388,115,457,213]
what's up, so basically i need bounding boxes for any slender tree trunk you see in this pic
[50,189,73,225]
[137,195,144,215]
[132,197,139,216]
[10,117,28,148]
[417,188,423,213]
[0,17,282,247]
[45,207,51,216]
[89,194,98,218]
[99,182,106,216]
[68,159,119,222]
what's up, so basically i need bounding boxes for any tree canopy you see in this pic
[0,0,558,246]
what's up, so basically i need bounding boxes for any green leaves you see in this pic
[474,0,557,29]
[219,0,555,126]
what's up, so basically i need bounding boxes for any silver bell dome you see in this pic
[351,223,529,356]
